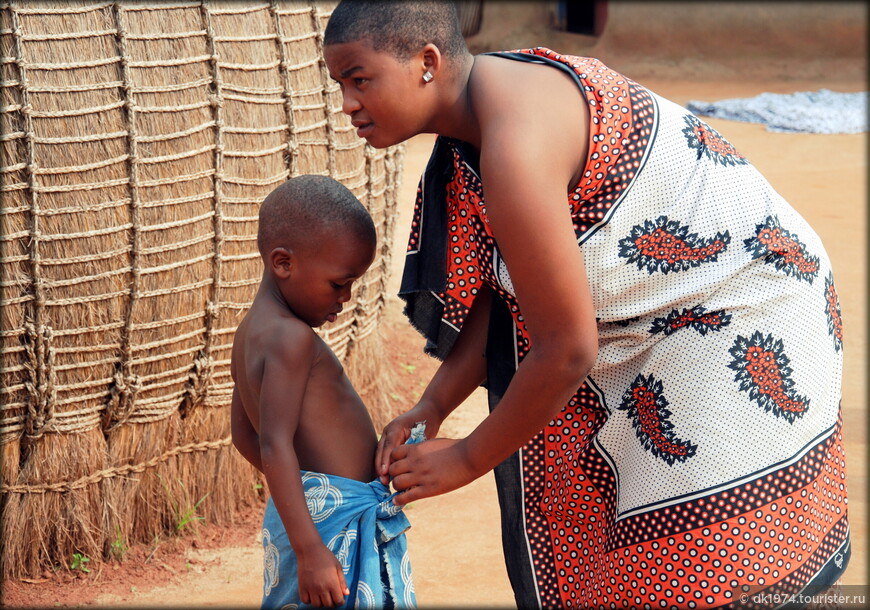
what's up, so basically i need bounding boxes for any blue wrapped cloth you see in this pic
[261,423,425,609]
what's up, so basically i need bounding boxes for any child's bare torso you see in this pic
[233,299,378,482]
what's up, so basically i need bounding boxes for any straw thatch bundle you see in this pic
[0,0,404,579]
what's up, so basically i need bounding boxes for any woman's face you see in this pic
[324,39,429,149]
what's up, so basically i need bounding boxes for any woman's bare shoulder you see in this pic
[471,54,587,120]
[471,54,589,185]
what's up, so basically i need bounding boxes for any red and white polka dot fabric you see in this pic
[401,48,849,608]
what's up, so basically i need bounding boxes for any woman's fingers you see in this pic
[386,443,410,472]
[389,438,475,506]
[374,433,389,481]
[392,481,427,506]
[375,426,409,484]
[386,446,416,496]
[390,460,424,506]
[375,431,394,481]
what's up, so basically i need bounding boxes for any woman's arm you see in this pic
[416,283,492,420]
[389,56,598,503]
[375,284,492,483]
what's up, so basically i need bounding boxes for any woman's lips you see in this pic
[355,122,374,138]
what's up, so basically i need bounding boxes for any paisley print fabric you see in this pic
[399,48,848,609]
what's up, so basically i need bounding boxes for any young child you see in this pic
[230,175,420,609]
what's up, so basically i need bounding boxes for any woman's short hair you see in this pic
[324,0,467,60]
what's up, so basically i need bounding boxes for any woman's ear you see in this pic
[419,43,443,81]
[270,247,293,279]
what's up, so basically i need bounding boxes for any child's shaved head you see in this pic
[257,175,376,257]
[324,0,467,61]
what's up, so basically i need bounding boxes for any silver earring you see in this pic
[422,71,433,83]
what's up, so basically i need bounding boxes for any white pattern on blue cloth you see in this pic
[261,422,425,609]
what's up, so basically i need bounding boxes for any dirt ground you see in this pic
[3,6,866,609]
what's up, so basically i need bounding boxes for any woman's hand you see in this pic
[388,438,479,505]
[375,402,444,485]
[378,286,491,484]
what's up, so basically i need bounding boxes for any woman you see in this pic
[323,2,849,607]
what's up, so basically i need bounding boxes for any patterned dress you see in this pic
[399,48,849,609]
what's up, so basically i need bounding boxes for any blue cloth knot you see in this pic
[261,422,426,608]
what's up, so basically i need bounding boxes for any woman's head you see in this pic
[324,1,472,148]
[324,0,466,62]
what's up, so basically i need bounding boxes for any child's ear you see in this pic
[269,247,293,279]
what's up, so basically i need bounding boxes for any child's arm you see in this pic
[259,325,349,607]
[231,386,263,472]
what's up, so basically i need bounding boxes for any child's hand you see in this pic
[297,544,349,607]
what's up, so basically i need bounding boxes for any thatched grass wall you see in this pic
[0,1,404,579]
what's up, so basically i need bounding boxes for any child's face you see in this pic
[325,40,427,148]
[281,230,375,328]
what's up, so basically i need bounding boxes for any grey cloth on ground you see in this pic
[687,89,867,134]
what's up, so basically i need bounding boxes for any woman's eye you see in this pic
[353,77,368,87]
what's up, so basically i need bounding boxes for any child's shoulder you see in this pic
[240,301,322,362]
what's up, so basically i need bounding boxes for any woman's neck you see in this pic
[426,53,481,148]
